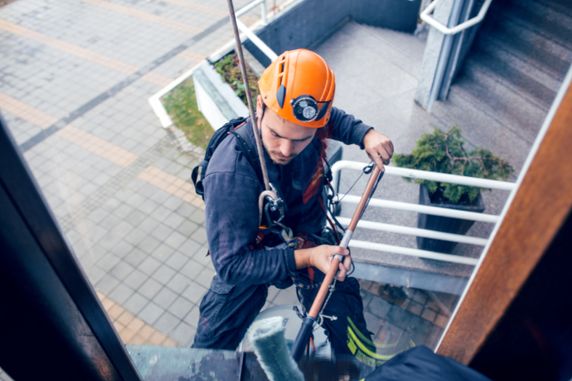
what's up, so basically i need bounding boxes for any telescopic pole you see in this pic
[291,164,384,362]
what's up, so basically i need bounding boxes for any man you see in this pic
[192,49,393,358]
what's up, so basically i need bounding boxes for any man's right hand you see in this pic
[294,245,351,282]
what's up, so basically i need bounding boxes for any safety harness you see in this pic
[191,115,342,247]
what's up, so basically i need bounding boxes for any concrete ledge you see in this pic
[193,60,249,130]
[127,346,249,380]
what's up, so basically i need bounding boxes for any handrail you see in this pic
[236,0,265,17]
[339,194,500,223]
[420,0,492,35]
[332,161,516,191]
[337,217,488,246]
[350,240,479,265]
[236,19,277,61]
[331,161,516,266]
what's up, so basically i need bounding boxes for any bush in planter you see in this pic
[213,52,259,106]
[393,127,514,253]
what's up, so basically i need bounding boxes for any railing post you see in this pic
[261,0,268,24]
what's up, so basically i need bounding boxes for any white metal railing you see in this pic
[236,0,268,22]
[420,0,492,35]
[234,0,285,61]
[331,160,516,266]
[235,18,277,61]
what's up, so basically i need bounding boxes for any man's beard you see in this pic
[270,151,294,165]
[262,139,294,165]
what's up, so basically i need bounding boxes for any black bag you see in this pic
[191,117,261,199]
[364,346,491,381]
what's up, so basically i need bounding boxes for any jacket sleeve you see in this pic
[328,107,373,148]
[203,162,297,287]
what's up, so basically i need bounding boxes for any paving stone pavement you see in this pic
[0,0,286,347]
[1,0,454,357]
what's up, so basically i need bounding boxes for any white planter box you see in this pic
[192,60,249,130]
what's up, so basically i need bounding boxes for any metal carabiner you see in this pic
[363,161,375,174]
[258,183,286,226]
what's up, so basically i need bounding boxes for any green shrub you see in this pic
[393,127,514,205]
[213,53,259,105]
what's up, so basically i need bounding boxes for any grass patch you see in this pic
[162,78,213,150]
[162,54,258,149]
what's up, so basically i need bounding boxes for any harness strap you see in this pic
[231,123,263,186]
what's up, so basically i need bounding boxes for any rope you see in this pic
[225,0,271,191]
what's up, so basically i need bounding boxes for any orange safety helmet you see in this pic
[258,49,335,128]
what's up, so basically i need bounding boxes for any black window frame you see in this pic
[0,116,141,381]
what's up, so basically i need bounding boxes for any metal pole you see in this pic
[291,165,384,361]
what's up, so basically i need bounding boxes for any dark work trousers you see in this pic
[192,276,268,350]
[192,269,373,357]
[294,268,373,357]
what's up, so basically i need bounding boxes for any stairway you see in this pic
[432,0,572,169]
[391,0,572,294]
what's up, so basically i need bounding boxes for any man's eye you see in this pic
[271,131,279,137]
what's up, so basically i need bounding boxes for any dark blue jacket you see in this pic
[203,107,372,287]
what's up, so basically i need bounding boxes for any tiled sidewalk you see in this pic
[1,0,451,358]
[0,0,286,347]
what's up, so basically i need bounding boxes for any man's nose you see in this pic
[280,140,294,157]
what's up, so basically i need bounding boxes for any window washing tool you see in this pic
[248,316,305,381]
[291,163,384,362]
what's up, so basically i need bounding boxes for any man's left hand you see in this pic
[363,129,394,171]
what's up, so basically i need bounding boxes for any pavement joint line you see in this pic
[18,14,229,153]
[84,0,201,34]
[56,135,201,231]
[138,166,205,210]
[140,72,175,88]
[0,92,57,129]
[0,19,137,74]
[158,0,227,17]
[0,92,140,167]
[0,93,137,167]
[56,137,171,229]
[56,125,138,167]
[177,49,207,63]
[0,17,172,88]
[96,290,178,346]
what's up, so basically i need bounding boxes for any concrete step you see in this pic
[534,0,572,21]
[506,0,572,50]
[492,11,572,74]
[476,28,564,89]
[453,72,546,144]
[467,44,558,110]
